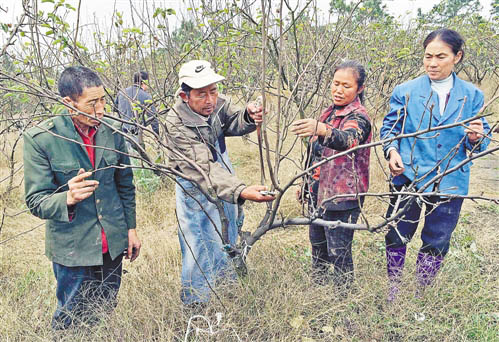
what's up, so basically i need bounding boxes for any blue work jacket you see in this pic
[380,73,490,195]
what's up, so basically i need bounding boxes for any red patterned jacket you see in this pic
[315,97,371,207]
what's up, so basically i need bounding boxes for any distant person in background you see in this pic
[166,60,275,307]
[380,28,490,302]
[23,66,141,329]
[291,60,371,288]
[116,71,159,150]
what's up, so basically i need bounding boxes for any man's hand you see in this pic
[388,150,405,177]
[240,185,275,202]
[247,102,264,124]
[465,119,484,143]
[66,168,99,206]
[126,229,141,262]
[290,119,327,137]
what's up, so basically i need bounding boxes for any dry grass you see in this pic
[0,108,498,341]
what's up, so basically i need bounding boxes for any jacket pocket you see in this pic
[50,160,80,188]
[47,220,75,253]
[100,153,119,183]
[460,162,472,173]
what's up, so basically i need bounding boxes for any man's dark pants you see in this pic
[51,253,123,330]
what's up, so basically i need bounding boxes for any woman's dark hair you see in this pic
[58,66,103,101]
[334,60,366,103]
[133,71,149,85]
[423,28,465,63]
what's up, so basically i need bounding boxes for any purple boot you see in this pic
[386,246,407,302]
[416,252,443,297]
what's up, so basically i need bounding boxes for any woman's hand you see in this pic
[388,149,405,177]
[291,119,328,137]
[465,119,484,143]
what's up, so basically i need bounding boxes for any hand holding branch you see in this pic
[66,168,99,206]
[465,119,484,143]
[247,102,264,124]
[290,119,328,137]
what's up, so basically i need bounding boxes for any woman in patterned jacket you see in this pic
[291,60,372,287]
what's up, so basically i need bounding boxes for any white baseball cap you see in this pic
[178,60,225,89]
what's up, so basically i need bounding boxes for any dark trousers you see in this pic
[309,208,360,285]
[52,253,123,330]
[385,189,464,256]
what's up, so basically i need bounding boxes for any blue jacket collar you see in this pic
[417,73,466,125]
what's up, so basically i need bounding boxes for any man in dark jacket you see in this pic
[115,71,159,151]
[23,66,141,329]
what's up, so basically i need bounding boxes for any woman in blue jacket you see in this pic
[380,28,490,301]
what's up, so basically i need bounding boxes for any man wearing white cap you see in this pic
[166,60,274,306]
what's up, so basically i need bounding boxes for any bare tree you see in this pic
[0,1,497,290]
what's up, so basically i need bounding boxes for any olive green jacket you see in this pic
[165,95,256,203]
[23,115,136,267]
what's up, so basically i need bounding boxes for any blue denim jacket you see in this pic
[380,73,490,195]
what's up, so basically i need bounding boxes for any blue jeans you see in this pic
[51,253,123,330]
[176,177,242,304]
[385,189,463,256]
[175,138,244,305]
